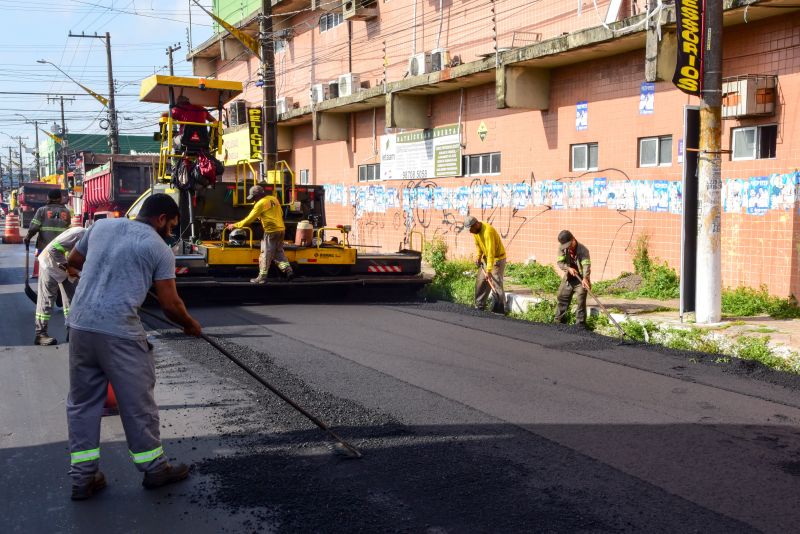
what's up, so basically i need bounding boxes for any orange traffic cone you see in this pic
[2,213,22,244]
[102,384,119,417]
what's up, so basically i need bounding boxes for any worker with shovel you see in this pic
[555,230,591,327]
[465,215,506,314]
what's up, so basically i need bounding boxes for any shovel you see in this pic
[574,272,627,339]
[479,263,505,314]
[24,244,36,303]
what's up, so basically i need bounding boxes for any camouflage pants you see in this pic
[35,267,76,336]
[259,230,293,277]
[555,276,587,324]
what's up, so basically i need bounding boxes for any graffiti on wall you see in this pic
[323,171,799,268]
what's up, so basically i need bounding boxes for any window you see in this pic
[462,152,501,176]
[358,163,380,182]
[274,39,287,53]
[299,169,310,185]
[639,135,672,167]
[732,125,777,160]
[571,143,598,171]
[319,12,343,32]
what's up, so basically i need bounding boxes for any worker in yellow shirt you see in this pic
[226,185,294,284]
[464,215,506,313]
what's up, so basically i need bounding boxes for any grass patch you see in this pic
[733,336,796,373]
[721,286,800,319]
[505,262,561,294]
[511,298,564,324]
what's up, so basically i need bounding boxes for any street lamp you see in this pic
[36,59,109,107]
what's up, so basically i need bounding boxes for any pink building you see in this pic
[190,0,800,296]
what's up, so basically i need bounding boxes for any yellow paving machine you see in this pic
[134,75,428,289]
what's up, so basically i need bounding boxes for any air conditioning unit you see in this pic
[276,96,293,115]
[343,0,378,21]
[310,83,329,104]
[431,48,450,72]
[338,73,361,97]
[328,80,340,99]
[408,52,431,77]
[722,75,777,119]
[228,100,247,127]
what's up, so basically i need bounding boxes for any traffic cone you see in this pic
[2,214,22,244]
[31,252,39,279]
[102,384,119,417]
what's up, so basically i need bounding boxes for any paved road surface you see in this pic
[2,242,800,532]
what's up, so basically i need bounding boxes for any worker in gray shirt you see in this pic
[65,194,202,501]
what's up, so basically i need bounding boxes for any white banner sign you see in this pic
[380,124,461,180]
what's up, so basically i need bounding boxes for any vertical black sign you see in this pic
[248,107,263,161]
[673,0,705,96]
[680,106,700,317]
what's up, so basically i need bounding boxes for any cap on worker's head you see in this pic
[48,189,62,201]
[558,230,574,248]
[464,215,478,228]
[247,185,266,201]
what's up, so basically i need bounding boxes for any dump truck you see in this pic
[79,154,157,226]
[16,182,69,227]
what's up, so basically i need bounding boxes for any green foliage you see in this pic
[423,237,448,272]
[733,336,794,372]
[505,262,562,294]
[632,234,652,277]
[721,286,800,319]
[512,299,561,324]
[637,262,680,299]
[661,327,723,354]
[424,259,476,306]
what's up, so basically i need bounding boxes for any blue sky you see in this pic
[1,0,216,168]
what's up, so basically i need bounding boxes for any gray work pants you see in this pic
[259,230,292,277]
[67,329,167,485]
[555,276,588,324]
[475,259,506,313]
[35,268,76,336]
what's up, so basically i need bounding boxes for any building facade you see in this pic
[190,0,800,297]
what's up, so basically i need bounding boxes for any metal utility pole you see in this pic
[21,119,41,180]
[7,147,12,188]
[695,1,723,324]
[17,137,24,184]
[260,0,277,177]
[48,96,75,189]
[166,43,182,75]
[69,32,120,154]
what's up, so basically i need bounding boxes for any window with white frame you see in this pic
[571,143,598,172]
[731,125,777,160]
[358,163,380,182]
[299,169,310,185]
[319,12,343,33]
[639,135,672,167]
[462,152,500,176]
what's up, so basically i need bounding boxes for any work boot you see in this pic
[142,462,190,489]
[250,275,268,284]
[71,471,106,501]
[34,334,57,346]
[284,269,295,282]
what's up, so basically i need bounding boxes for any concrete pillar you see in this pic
[192,57,216,78]
[221,37,246,62]
[313,112,349,141]
[386,93,429,129]
[646,30,678,83]
[277,126,293,152]
[495,65,550,110]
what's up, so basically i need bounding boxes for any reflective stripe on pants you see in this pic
[35,267,75,336]
[67,329,167,484]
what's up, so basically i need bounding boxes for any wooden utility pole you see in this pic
[695,1,723,324]
[69,32,120,154]
[260,0,277,177]
[166,43,182,75]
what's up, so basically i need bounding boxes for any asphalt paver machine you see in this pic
[136,75,428,290]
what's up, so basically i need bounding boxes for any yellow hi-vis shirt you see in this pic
[473,222,506,268]
[233,195,285,233]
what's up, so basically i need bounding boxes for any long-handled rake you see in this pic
[140,298,362,459]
